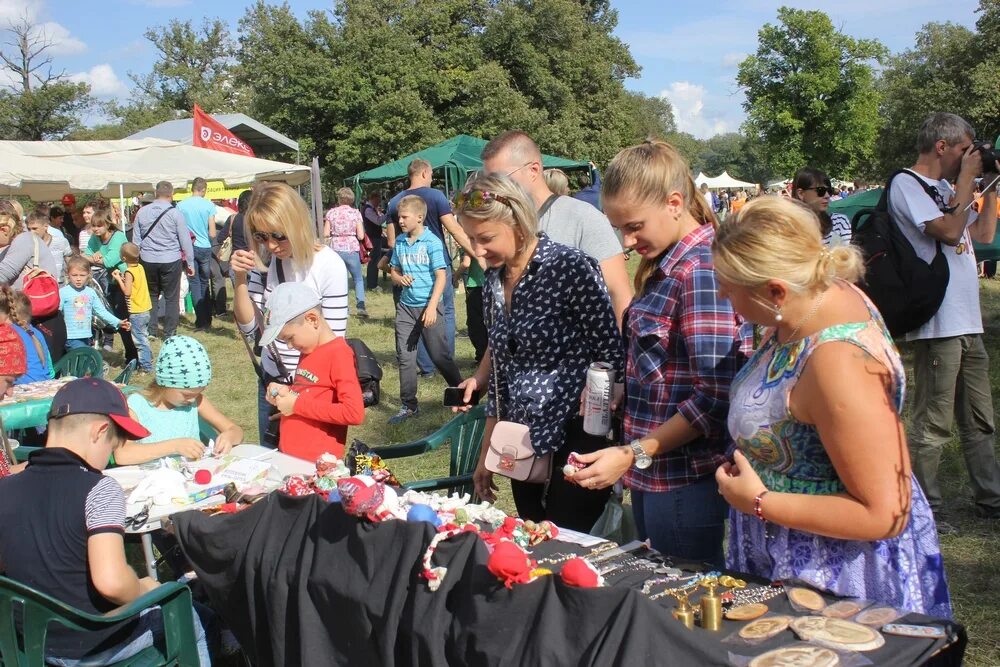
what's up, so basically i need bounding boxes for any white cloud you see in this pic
[70,64,127,97]
[661,82,733,139]
[722,52,747,68]
[33,21,86,56]
[0,0,40,24]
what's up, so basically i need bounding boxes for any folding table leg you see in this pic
[141,532,158,581]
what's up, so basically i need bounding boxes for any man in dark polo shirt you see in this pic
[0,378,212,665]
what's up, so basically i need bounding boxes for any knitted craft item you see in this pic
[560,558,604,588]
[155,336,212,388]
[337,476,385,518]
[422,524,479,591]
[0,324,26,377]
[488,541,538,589]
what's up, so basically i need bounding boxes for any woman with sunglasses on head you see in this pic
[710,196,950,617]
[455,173,624,532]
[565,141,743,567]
[231,182,350,448]
[792,167,852,247]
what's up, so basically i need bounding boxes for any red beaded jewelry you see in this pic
[753,490,769,522]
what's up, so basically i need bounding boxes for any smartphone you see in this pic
[443,386,481,407]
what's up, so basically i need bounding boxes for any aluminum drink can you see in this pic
[583,362,615,437]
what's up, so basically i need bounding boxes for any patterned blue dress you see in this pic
[726,289,952,618]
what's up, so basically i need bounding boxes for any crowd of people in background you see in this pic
[0,110,997,663]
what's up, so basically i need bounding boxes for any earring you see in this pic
[774,309,783,323]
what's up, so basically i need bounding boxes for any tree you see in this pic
[131,18,237,114]
[234,0,650,184]
[737,7,886,178]
[0,13,92,139]
[875,22,977,177]
[622,92,676,141]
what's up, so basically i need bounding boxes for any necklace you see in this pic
[785,288,828,342]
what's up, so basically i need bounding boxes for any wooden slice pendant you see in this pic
[791,616,886,652]
[749,645,840,667]
[739,615,791,640]
[788,587,827,611]
[726,603,769,621]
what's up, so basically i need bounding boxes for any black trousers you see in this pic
[510,417,613,533]
[465,286,487,363]
[142,259,181,337]
[364,223,383,289]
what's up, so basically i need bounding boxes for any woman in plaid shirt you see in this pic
[569,141,744,566]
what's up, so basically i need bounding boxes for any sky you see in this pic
[0,0,984,138]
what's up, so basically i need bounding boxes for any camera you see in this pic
[972,140,1000,174]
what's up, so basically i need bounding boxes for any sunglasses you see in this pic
[803,185,834,197]
[454,190,512,210]
[252,230,289,243]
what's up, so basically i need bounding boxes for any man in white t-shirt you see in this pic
[700,183,714,213]
[889,112,1000,524]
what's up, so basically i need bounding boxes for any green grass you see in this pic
[107,273,1000,665]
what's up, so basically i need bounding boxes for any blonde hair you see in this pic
[1,200,24,224]
[543,169,570,196]
[245,182,318,272]
[603,140,716,294]
[141,380,171,405]
[397,195,427,219]
[120,242,140,263]
[0,209,22,237]
[0,285,28,330]
[336,187,355,206]
[455,173,538,252]
[713,197,864,293]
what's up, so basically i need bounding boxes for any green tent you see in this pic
[828,188,882,226]
[830,186,1000,261]
[344,134,589,198]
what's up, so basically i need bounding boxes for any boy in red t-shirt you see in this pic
[261,282,365,460]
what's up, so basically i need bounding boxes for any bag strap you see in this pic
[31,234,40,270]
[486,282,505,420]
[881,169,947,251]
[140,204,174,242]
[537,194,560,219]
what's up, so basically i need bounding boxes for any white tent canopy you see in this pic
[695,171,757,190]
[0,138,311,199]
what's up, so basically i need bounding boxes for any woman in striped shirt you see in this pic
[232,182,350,447]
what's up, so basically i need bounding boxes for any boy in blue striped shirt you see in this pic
[60,256,128,352]
[388,196,461,424]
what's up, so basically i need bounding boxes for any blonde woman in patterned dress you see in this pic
[713,196,951,617]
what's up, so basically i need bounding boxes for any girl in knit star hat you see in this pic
[114,335,243,464]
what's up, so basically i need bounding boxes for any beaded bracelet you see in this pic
[722,583,785,608]
[753,490,769,522]
[534,552,576,566]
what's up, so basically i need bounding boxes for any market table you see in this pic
[171,493,966,667]
[0,378,137,432]
[108,444,314,580]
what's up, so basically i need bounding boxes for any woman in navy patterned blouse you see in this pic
[568,141,744,566]
[454,173,625,532]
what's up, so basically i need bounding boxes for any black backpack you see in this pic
[851,169,950,338]
[347,338,382,407]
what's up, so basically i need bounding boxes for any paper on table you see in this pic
[554,527,608,548]
[216,458,271,485]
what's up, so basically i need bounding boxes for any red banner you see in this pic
[192,104,255,157]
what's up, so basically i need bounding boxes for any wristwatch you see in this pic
[628,440,652,469]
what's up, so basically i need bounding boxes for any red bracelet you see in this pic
[753,490,769,522]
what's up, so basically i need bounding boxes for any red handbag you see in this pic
[21,236,60,317]
[359,234,374,265]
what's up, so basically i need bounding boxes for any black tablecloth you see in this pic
[172,493,966,667]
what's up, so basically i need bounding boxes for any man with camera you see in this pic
[890,112,1000,529]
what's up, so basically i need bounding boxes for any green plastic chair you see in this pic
[52,348,104,380]
[112,360,138,385]
[0,575,200,666]
[375,404,487,498]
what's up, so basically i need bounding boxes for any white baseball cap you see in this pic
[259,282,322,347]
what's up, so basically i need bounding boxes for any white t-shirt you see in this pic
[703,191,714,211]
[238,245,349,380]
[823,213,852,247]
[45,231,72,283]
[888,170,981,341]
[538,196,622,263]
